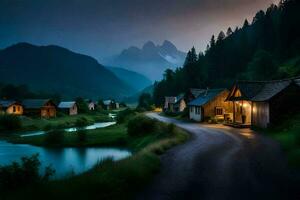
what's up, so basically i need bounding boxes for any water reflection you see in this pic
[0,141,131,178]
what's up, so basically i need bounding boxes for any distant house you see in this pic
[22,99,56,118]
[226,78,300,128]
[85,100,96,111]
[0,100,23,115]
[164,94,186,113]
[188,89,231,122]
[103,100,119,110]
[58,101,78,115]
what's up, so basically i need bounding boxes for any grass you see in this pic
[3,116,189,200]
[264,114,300,169]
[16,112,112,132]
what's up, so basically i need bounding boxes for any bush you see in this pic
[0,114,22,131]
[45,130,64,145]
[116,108,136,124]
[167,123,175,134]
[0,154,54,192]
[127,115,156,136]
[77,130,87,142]
[75,117,89,127]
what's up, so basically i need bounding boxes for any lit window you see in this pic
[215,107,223,116]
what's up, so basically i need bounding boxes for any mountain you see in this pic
[123,85,154,104]
[0,43,134,99]
[106,67,152,92]
[103,40,186,81]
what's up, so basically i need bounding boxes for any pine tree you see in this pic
[217,31,226,43]
[226,27,233,36]
[243,19,250,28]
[210,35,216,48]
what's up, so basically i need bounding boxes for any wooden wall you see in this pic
[203,90,232,119]
[252,102,270,128]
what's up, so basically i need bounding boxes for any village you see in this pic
[164,77,300,129]
[0,98,121,117]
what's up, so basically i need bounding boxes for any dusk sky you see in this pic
[0,0,279,60]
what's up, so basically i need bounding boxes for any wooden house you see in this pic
[164,94,186,113]
[22,99,56,118]
[0,100,23,115]
[226,78,300,128]
[188,89,231,122]
[103,100,119,110]
[58,101,78,115]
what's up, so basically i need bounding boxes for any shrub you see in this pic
[45,130,64,145]
[127,115,156,136]
[77,130,87,142]
[167,123,175,134]
[0,154,55,192]
[116,108,135,124]
[0,114,22,131]
[75,117,89,127]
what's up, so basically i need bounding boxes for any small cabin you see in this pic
[164,94,186,113]
[85,100,96,111]
[0,100,23,115]
[226,78,300,128]
[188,89,231,122]
[22,99,56,118]
[58,101,78,115]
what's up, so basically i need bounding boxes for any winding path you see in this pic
[137,113,296,200]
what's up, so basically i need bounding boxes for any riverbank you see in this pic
[1,113,190,200]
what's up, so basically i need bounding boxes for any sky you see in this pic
[0,0,279,60]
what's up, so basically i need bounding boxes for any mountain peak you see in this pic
[142,41,156,51]
[161,40,177,52]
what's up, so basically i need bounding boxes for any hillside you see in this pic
[107,67,152,92]
[153,0,300,105]
[123,85,154,103]
[104,40,186,81]
[0,43,134,99]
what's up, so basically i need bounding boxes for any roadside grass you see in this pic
[4,116,189,200]
[265,114,300,168]
[18,112,112,132]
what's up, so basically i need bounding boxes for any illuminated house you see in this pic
[58,101,78,115]
[22,99,56,118]
[226,78,300,128]
[0,100,23,115]
[188,89,231,122]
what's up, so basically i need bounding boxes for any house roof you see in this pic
[165,97,177,104]
[188,89,226,107]
[0,100,19,108]
[227,78,300,102]
[58,101,76,109]
[174,94,185,106]
[189,88,207,98]
[103,100,114,105]
[22,99,53,109]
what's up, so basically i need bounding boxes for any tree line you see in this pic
[153,0,300,106]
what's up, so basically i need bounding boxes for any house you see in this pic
[22,99,56,118]
[226,78,300,128]
[103,100,119,110]
[85,100,96,111]
[58,101,78,115]
[0,100,23,115]
[164,94,187,113]
[164,97,177,112]
[188,89,231,122]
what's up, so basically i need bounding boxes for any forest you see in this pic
[153,0,300,106]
